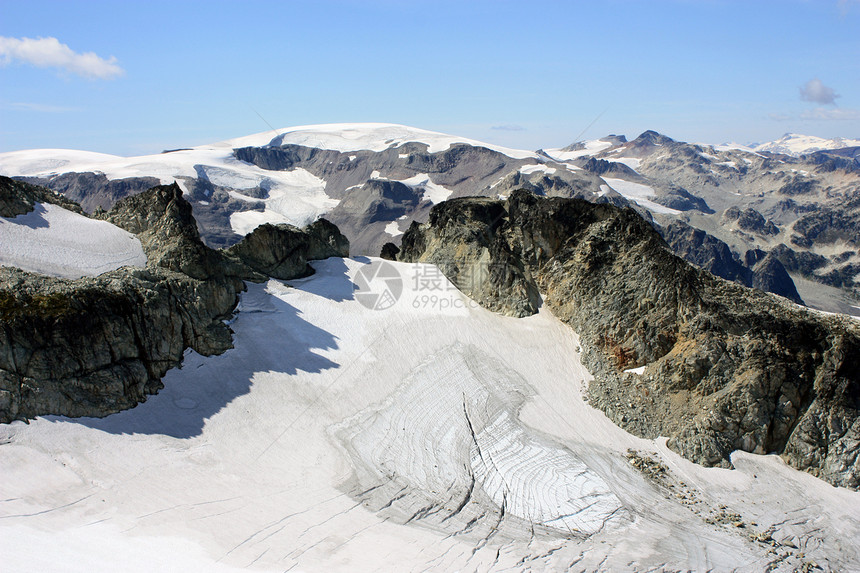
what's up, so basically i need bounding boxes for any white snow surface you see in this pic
[544,139,614,161]
[383,220,402,237]
[518,163,557,176]
[0,147,338,237]
[754,133,860,156]
[603,156,641,171]
[0,203,146,278]
[602,177,681,215]
[227,168,336,236]
[213,122,539,159]
[396,172,453,204]
[2,257,859,572]
[711,142,756,152]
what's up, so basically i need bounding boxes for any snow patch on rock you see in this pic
[0,202,146,278]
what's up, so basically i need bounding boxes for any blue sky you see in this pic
[1,0,859,155]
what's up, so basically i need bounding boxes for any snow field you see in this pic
[544,139,615,161]
[602,177,681,215]
[0,202,146,278]
[1,258,859,571]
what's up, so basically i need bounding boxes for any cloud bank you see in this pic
[0,36,124,79]
[799,78,839,105]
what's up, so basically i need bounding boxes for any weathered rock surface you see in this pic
[396,190,860,489]
[749,253,804,304]
[225,219,348,280]
[0,182,349,423]
[0,265,237,421]
[723,206,779,237]
[19,172,161,213]
[661,220,803,304]
[0,176,83,217]
[661,220,753,286]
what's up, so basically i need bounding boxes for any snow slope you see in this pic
[0,202,146,278]
[2,258,858,572]
[544,139,615,161]
[396,172,453,204]
[754,133,860,156]
[214,122,540,160]
[601,178,681,215]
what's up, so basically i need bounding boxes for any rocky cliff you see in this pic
[396,190,860,489]
[0,180,349,422]
[661,220,803,304]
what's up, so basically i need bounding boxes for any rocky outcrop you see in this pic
[749,253,804,304]
[97,183,235,280]
[654,184,713,213]
[791,206,860,248]
[722,206,779,236]
[380,242,400,261]
[660,220,752,285]
[661,221,803,304]
[0,182,349,423]
[225,219,348,280]
[396,190,860,489]
[398,197,541,317]
[0,264,237,421]
[0,175,83,217]
[579,158,641,178]
[18,172,161,213]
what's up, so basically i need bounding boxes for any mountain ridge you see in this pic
[1,123,858,317]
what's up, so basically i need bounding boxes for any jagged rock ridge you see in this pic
[395,190,860,489]
[0,179,349,422]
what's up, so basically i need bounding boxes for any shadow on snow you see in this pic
[64,258,357,438]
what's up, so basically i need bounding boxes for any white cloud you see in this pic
[799,78,839,105]
[0,36,123,79]
[800,107,860,121]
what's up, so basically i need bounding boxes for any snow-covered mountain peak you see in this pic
[754,133,860,156]
[211,122,539,159]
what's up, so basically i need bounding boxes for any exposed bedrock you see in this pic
[396,190,860,489]
[660,220,803,304]
[0,181,349,422]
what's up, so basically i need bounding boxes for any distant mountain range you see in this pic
[1,124,858,316]
[752,133,860,156]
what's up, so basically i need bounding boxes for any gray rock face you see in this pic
[225,219,348,280]
[0,176,83,217]
[723,206,779,236]
[18,172,161,213]
[750,253,804,303]
[660,220,753,285]
[397,190,860,489]
[0,265,237,422]
[0,181,349,423]
[579,157,641,179]
[661,220,803,304]
[98,183,231,281]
